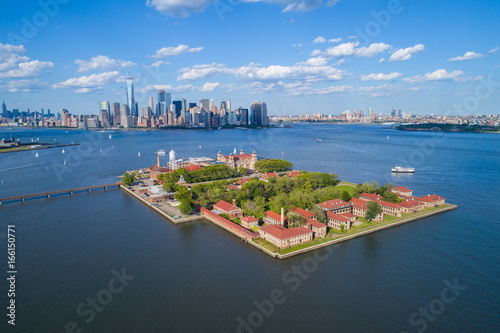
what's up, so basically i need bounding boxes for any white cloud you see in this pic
[200,82,220,91]
[321,42,389,59]
[0,79,48,93]
[389,44,425,61]
[328,38,342,43]
[357,84,427,97]
[75,55,136,72]
[0,60,54,79]
[0,43,53,79]
[447,51,483,61]
[403,69,470,83]
[355,43,391,58]
[310,49,322,56]
[378,58,385,63]
[489,47,500,54]
[150,60,169,67]
[147,0,338,17]
[292,43,303,47]
[336,59,346,65]
[136,84,193,94]
[360,72,402,81]
[52,71,121,89]
[313,36,327,44]
[148,44,203,58]
[146,0,215,18]
[177,60,346,82]
[177,63,231,81]
[322,42,359,58]
[289,84,352,96]
[348,35,356,39]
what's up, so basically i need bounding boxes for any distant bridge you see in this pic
[0,182,121,205]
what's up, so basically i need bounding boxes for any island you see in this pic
[120,150,456,259]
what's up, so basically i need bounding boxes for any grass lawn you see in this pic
[334,185,355,195]
[251,225,260,232]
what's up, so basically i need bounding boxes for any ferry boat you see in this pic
[317,138,322,142]
[392,165,415,173]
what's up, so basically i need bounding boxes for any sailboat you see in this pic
[99,148,102,153]
[233,147,237,154]
[138,152,141,157]
[199,145,202,149]
[387,136,390,140]
[64,160,67,165]
[35,152,39,158]
[109,134,112,139]
[62,149,65,154]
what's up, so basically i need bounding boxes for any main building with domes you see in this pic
[217,149,257,170]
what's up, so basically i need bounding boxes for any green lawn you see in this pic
[334,185,355,195]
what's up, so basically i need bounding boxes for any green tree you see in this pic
[121,172,135,186]
[341,190,352,202]
[175,186,196,215]
[255,159,293,173]
[365,201,382,222]
[311,205,327,223]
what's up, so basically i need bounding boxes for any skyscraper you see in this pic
[2,100,7,118]
[149,96,154,116]
[112,102,121,125]
[181,99,187,123]
[200,99,209,111]
[250,102,268,125]
[126,75,137,117]
[157,90,166,116]
[173,101,182,118]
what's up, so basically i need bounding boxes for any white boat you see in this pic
[64,160,67,165]
[62,149,65,154]
[109,134,112,139]
[317,138,322,142]
[199,145,202,149]
[100,148,102,153]
[392,165,415,173]
[157,149,166,156]
[387,136,390,140]
[138,152,141,157]
[35,152,39,158]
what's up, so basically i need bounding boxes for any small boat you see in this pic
[392,165,415,173]
[233,147,237,154]
[62,149,65,154]
[199,145,202,149]
[138,152,141,157]
[387,136,390,140]
[35,152,39,158]
[64,160,67,165]
[317,138,322,142]
[100,148,102,153]
[109,134,112,139]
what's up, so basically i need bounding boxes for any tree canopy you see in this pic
[254,159,293,173]
[365,201,382,222]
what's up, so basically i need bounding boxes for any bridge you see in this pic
[0,182,121,205]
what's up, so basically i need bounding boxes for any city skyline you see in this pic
[1,0,500,115]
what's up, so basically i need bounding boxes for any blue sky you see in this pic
[0,0,499,116]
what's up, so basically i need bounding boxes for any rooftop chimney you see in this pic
[233,199,236,206]
[281,207,284,224]
[157,155,161,167]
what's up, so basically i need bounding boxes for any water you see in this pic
[0,125,498,332]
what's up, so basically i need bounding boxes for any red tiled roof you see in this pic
[359,192,383,201]
[184,164,201,171]
[350,197,367,210]
[398,199,424,208]
[317,199,349,210]
[326,211,351,222]
[148,165,171,173]
[223,154,253,161]
[265,210,285,222]
[236,178,251,185]
[261,172,280,180]
[260,224,313,240]
[287,170,301,178]
[306,218,326,229]
[228,184,239,190]
[392,185,412,192]
[379,200,401,209]
[341,212,356,218]
[290,207,315,219]
[418,194,445,202]
[213,200,241,212]
[241,216,259,223]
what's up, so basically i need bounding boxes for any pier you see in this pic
[0,182,121,205]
